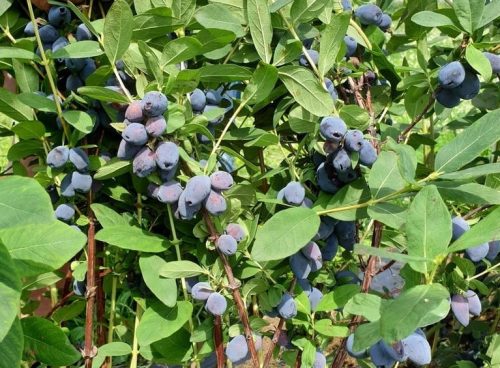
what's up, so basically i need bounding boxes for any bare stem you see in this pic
[84,194,97,368]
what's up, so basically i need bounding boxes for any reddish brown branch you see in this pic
[294,350,302,368]
[84,195,97,368]
[203,211,260,368]
[375,259,396,275]
[96,242,106,346]
[463,204,492,220]
[46,291,75,317]
[214,316,225,368]
[398,93,436,141]
[347,77,365,110]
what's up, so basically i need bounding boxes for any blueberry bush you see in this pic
[0,0,499,367]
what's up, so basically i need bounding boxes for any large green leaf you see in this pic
[137,301,193,346]
[63,110,94,134]
[448,207,500,253]
[103,0,134,64]
[315,284,360,312]
[436,182,500,205]
[439,163,500,180]
[140,256,177,307]
[151,329,193,363]
[243,63,278,104]
[92,342,132,368]
[246,0,273,63]
[0,47,38,60]
[91,204,129,228]
[0,318,23,368]
[278,66,334,116]
[195,4,245,37]
[0,87,33,122]
[379,284,450,343]
[466,44,492,80]
[51,40,104,59]
[199,65,252,82]
[406,185,451,275]
[435,109,500,173]
[251,207,320,261]
[368,151,406,199]
[77,86,130,103]
[22,317,81,366]
[95,225,169,252]
[318,12,350,76]
[344,293,384,322]
[367,203,407,230]
[94,158,131,180]
[161,37,203,67]
[452,0,484,33]
[0,242,21,342]
[290,0,327,23]
[411,11,455,28]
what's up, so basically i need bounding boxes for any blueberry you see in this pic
[355,4,383,25]
[66,74,83,92]
[320,117,347,143]
[225,223,245,242]
[401,331,431,366]
[369,340,397,366]
[314,217,336,241]
[299,49,319,67]
[378,13,392,31]
[65,58,87,72]
[487,240,500,261]
[289,252,312,279]
[203,104,224,125]
[301,241,322,263]
[313,351,326,368]
[205,88,223,105]
[301,197,313,208]
[145,116,167,137]
[204,190,227,216]
[483,52,500,74]
[210,171,234,191]
[155,142,179,171]
[335,270,360,284]
[117,139,141,160]
[364,71,377,85]
[48,6,71,27]
[76,23,92,41]
[325,78,338,101]
[147,183,160,198]
[73,279,86,296]
[309,287,323,312]
[380,340,406,362]
[115,59,125,70]
[344,36,357,58]
[24,22,36,36]
[69,147,89,172]
[323,233,339,261]
[157,181,183,204]
[47,145,69,168]
[191,88,207,112]
[438,61,466,88]
[346,334,368,358]
[297,279,312,295]
[226,335,248,364]
[55,203,75,222]
[436,88,461,108]
[141,91,168,117]
[205,292,227,316]
[359,140,378,166]
[344,130,364,152]
[216,234,237,255]
[122,123,148,146]
[277,293,297,319]
[60,173,75,197]
[332,149,351,173]
[176,190,202,220]
[341,0,352,11]
[451,294,470,327]
[132,147,156,178]
[337,168,359,183]
[452,216,470,240]
[218,152,236,173]
[282,181,305,205]
[38,24,59,43]
[191,282,213,301]
[454,70,480,100]
[159,165,178,182]
[465,243,489,262]
[183,175,212,206]
[79,58,96,81]
[316,163,340,194]
[464,290,481,316]
[125,101,144,122]
[335,221,356,251]
[52,36,68,54]
[71,171,92,193]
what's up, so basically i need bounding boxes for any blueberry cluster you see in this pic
[316,116,377,195]
[450,290,482,327]
[354,4,392,32]
[47,145,92,197]
[452,216,499,262]
[347,330,432,366]
[226,334,263,365]
[190,282,227,316]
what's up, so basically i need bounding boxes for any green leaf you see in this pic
[367,203,407,230]
[161,37,203,67]
[354,245,429,264]
[318,12,350,76]
[63,110,94,134]
[278,66,334,116]
[194,29,236,54]
[243,63,278,104]
[251,207,320,261]
[246,0,273,63]
[95,225,169,252]
[353,320,381,351]
[465,44,492,81]
[103,0,134,64]
[137,301,193,346]
[12,59,38,93]
[368,151,406,199]
[406,185,451,275]
[313,319,349,337]
[436,182,500,205]
[151,329,193,363]
[7,140,44,161]
[0,221,87,277]
[94,158,131,180]
[18,92,57,113]
[0,0,13,17]
[386,137,417,183]
[22,317,80,366]
[379,284,450,342]
[172,0,196,25]
[344,293,384,322]
[0,318,22,368]
[0,241,21,341]
[301,339,317,367]
[91,203,128,227]
[0,47,38,60]
[159,260,207,278]
[448,207,500,253]
[133,14,183,40]
[479,0,500,28]
[453,0,484,33]
[439,163,500,180]
[11,121,45,139]
[92,342,132,368]
[140,256,177,307]
[199,65,252,82]
[52,301,85,323]
[435,109,500,173]
[290,0,327,23]
[339,105,370,130]
[51,40,103,59]
[0,87,33,121]
[195,4,245,37]
[315,284,361,312]
[273,36,302,66]
[411,11,455,28]
[77,86,130,103]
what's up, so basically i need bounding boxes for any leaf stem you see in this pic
[349,19,372,51]
[467,262,500,281]
[129,304,142,368]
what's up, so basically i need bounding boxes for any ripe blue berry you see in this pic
[464,290,481,316]
[39,24,59,43]
[335,221,356,251]
[320,117,347,143]
[71,171,92,193]
[117,139,141,160]
[204,190,227,216]
[66,74,83,92]
[332,149,351,173]
[216,234,237,255]
[369,340,397,366]
[205,88,223,105]
[438,61,466,88]
[225,223,246,242]
[451,216,469,240]
[191,282,213,301]
[323,233,339,261]
[55,203,75,222]
[289,252,312,279]
[132,147,157,178]
[60,173,75,197]
[454,70,480,100]
[205,292,227,315]
[48,6,71,27]
[142,91,168,117]
[436,88,461,108]
[346,334,368,358]
[191,88,207,111]
[465,243,489,262]
[79,58,96,81]
[314,217,336,241]
[125,101,144,122]
[299,49,319,67]
[401,331,431,366]
[183,175,212,206]
[157,181,183,204]
[73,279,86,296]
[145,116,167,137]
[52,36,68,54]
[24,22,36,36]
[451,294,469,326]
[277,293,297,319]
[378,13,392,31]
[176,190,202,220]
[316,163,340,194]
[344,130,364,152]
[483,52,500,73]
[210,171,234,191]
[76,24,92,41]
[155,142,179,171]
[359,140,378,166]
[122,123,148,146]
[65,58,87,72]
[487,240,500,261]
[282,181,305,205]
[355,4,383,25]
[69,147,89,172]
[226,335,248,364]
[344,36,357,57]
[309,287,323,312]
[47,145,69,169]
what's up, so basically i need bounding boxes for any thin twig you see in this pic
[46,291,75,317]
[84,194,97,368]
[203,211,260,368]
[398,93,436,141]
[347,77,365,109]
[462,204,492,220]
